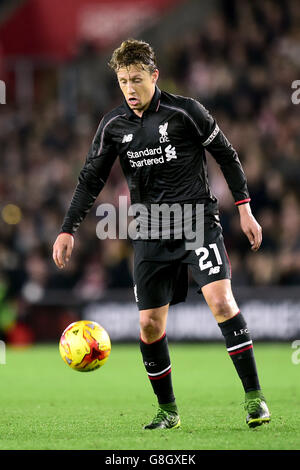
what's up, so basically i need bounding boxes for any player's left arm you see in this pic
[185,98,262,251]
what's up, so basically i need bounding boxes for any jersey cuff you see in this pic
[234,198,251,206]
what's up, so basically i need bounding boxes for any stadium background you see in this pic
[0,0,299,345]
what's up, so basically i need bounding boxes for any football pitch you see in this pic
[0,342,299,450]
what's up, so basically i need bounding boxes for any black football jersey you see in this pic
[60,86,250,235]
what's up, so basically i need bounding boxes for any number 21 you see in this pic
[195,243,222,271]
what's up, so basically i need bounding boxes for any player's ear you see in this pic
[152,69,159,84]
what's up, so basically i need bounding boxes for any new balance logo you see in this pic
[159,122,170,143]
[165,144,177,161]
[208,266,220,275]
[122,133,133,143]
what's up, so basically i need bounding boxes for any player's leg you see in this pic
[186,219,270,427]
[139,303,173,405]
[132,240,185,429]
[139,304,180,429]
[202,278,260,392]
[202,278,270,427]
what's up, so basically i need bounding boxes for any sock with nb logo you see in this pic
[218,312,261,393]
[140,332,175,405]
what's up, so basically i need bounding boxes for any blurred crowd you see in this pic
[0,0,300,333]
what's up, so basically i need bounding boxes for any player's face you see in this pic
[117,65,159,117]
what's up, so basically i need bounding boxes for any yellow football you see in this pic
[59,320,111,372]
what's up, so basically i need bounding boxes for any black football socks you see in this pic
[218,312,261,393]
[140,332,176,408]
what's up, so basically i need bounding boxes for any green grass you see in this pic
[0,342,299,450]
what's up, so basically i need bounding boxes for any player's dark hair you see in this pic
[108,39,157,73]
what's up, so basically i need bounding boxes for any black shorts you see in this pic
[132,221,231,310]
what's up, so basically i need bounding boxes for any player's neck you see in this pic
[133,109,145,118]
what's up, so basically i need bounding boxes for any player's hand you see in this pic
[52,233,74,269]
[238,204,262,251]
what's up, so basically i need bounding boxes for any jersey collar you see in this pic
[123,85,161,119]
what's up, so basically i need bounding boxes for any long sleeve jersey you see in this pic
[60,86,250,235]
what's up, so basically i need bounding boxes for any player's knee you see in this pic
[140,314,164,343]
[210,295,234,320]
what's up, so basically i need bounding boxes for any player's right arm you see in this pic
[52,116,118,269]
